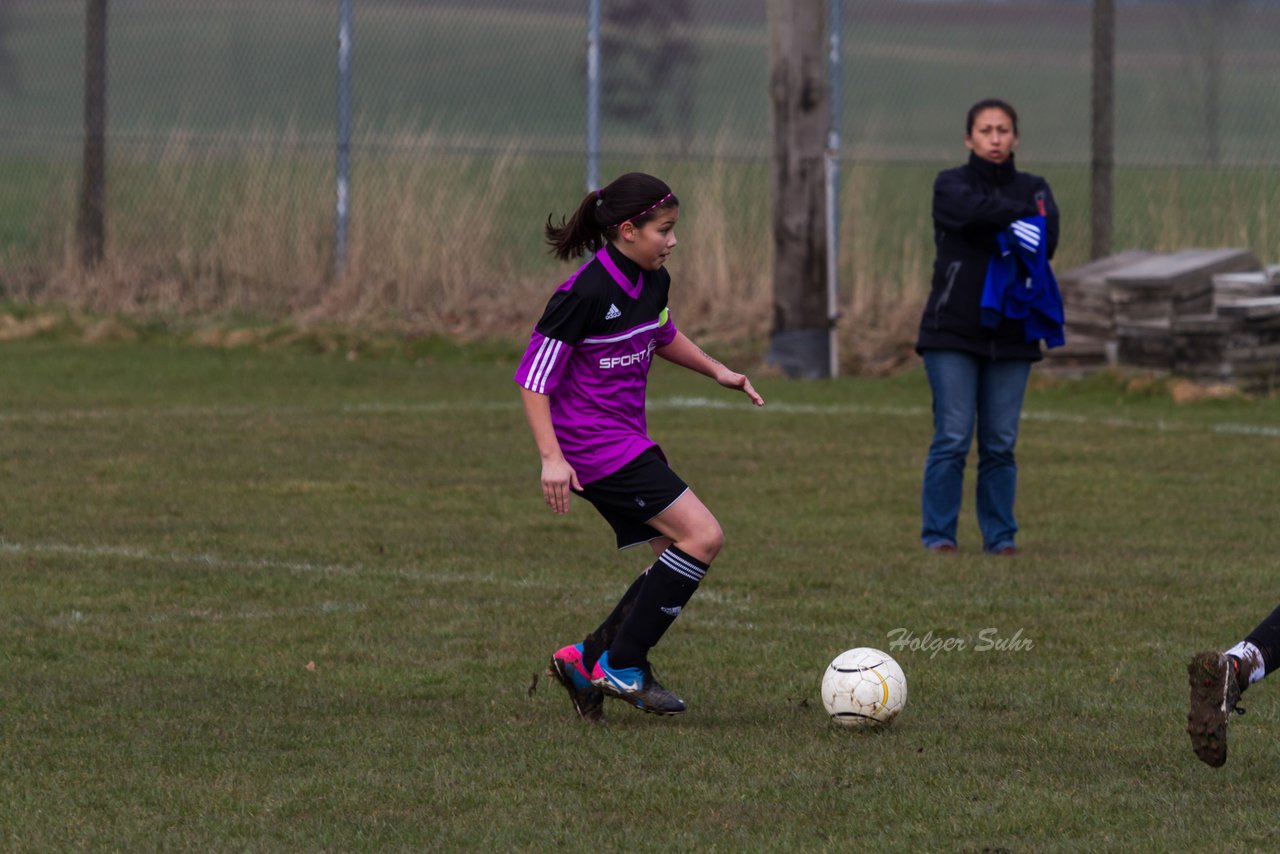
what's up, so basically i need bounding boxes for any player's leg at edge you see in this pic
[1186,650,1245,768]
[1187,606,1280,767]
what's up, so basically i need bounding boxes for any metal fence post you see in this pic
[336,0,352,280]
[825,0,842,378]
[586,0,600,191]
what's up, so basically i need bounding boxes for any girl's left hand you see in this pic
[716,369,764,407]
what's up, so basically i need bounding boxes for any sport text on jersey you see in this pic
[599,339,658,370]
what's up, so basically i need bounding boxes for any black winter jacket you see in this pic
[915,152,1059,361]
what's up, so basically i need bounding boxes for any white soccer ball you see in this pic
[821,647,907,728]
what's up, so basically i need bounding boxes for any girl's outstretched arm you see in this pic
[656,330,764,407]
[520,387,582,515]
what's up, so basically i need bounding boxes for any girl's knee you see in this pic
[696,519,724,561]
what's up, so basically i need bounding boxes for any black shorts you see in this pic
[577,448,689,550]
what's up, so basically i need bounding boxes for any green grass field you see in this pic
[2,336,1279,849]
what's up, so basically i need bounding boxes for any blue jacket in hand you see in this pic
[980,215,1065,349]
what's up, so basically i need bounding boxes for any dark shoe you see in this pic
[927,542,958,554]
[549,643,604,722]
[994,546,1019,556]
[1187,650,1244,767]
[590,651,686,716]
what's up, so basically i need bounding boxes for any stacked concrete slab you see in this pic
[1051,249,1153,371]
[1109,248,1260,370]
[1048,249,1280,392]
[1176,265,1280,387]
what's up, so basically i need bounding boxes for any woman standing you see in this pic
[916,99,1062,555]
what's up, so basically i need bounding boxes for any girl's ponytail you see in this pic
[544,191,606,262]
[544,172,677,262]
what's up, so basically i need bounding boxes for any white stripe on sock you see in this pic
[660,548,707,582]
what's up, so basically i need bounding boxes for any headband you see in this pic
[606,192,674,230]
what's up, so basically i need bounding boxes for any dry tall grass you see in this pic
[7,132,1278,373]
[14,135,931,370]
[838,162,932,375]
[21,132,552,336]
[669,151,772,343]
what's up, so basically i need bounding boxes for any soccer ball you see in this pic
[820,647,907,729]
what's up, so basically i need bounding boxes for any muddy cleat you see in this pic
[1186,650,1245,768]
[549,643,604,722]
[590,651,686,716]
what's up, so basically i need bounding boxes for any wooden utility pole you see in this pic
[766,0,829,378]
[1091,0,1114,260]
[78,0,107,268]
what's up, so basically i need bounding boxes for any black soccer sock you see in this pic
[581,570,649,673]
[1244,605,1280,677]
[606,546,709,669]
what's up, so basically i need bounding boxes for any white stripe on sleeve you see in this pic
[522,337,554,392]
[534,339,563,394]
[1010,221,1040,249]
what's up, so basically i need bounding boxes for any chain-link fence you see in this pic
[7,0,1280,163]
[2,0,1279,348]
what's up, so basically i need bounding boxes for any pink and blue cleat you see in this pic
[548,643,604,722]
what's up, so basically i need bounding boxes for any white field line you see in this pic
[0,539,756,629]
[657,396,1280,437]
[46,600,369,627]
[667,396,1280,438]
[0,539,752,603]
[0,540,550,589]
[0,395,1276,438]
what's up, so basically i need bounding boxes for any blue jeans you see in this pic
[921,350,1032,552]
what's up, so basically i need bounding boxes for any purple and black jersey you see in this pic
[515,243,677,485]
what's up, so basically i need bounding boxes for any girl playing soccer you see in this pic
[515,172,763,720]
